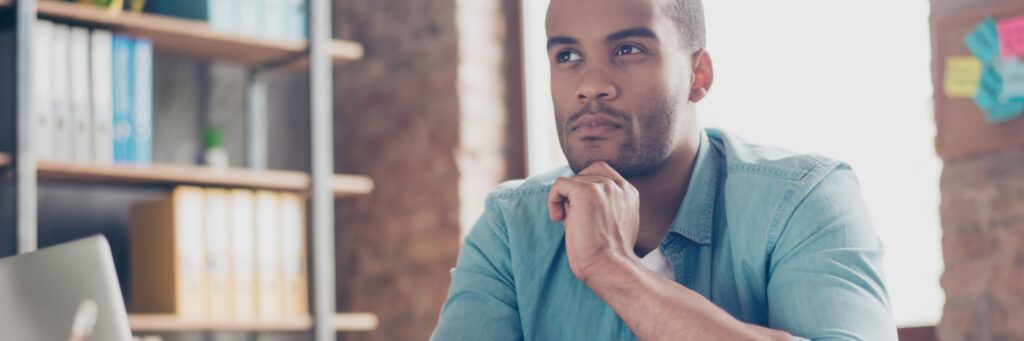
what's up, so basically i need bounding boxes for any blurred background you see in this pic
[0,0,1022,340]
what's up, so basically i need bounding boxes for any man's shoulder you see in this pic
[471,167,569,251]
[707,128,861,235]
[475,166,572,236]
[487,166,572,201]
[707,128,846,185]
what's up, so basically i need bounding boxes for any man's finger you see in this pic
[547,177,571,221]
[547,176,593,221]
[569,175,611,184]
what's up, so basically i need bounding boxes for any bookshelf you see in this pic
[4,1,372,340]
[36,159,374,197]
[35,1,364,66]
[127,313,378,332]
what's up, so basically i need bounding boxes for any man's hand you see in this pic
[547,162,640,283]
[546,162,797,341]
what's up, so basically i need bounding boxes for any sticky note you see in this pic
[966,17,1001,63]
[997,16,1024,58]
[974,64,1024,123]
[994,58,1024,102]
[944,56,983,98]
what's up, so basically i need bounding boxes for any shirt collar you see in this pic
[667,129,720,245]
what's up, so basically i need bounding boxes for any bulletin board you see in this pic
[932,2,1024,159]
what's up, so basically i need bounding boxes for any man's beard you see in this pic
[557,98,677,178]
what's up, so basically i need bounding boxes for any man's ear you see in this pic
[688,49,714,103]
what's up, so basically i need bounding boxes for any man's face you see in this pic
[546,0,696,177]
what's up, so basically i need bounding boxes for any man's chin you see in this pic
[567,156,618,174]
[566,152,665,178]
[564,141,626,173]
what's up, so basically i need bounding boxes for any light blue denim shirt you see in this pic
[432,128,896,340]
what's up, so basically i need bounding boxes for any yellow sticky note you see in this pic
[944,56,982,98]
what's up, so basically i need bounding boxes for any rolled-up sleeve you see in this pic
[431,196,522,340]
[766,165,897,340]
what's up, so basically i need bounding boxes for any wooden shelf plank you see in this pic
[36,159,373,198]
[128,313,378,332]
[331,313,379,332]
[330,173,376,198]
[129,314,312,332]
[36,1,363,66]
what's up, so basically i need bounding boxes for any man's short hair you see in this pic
[661,0,706,52]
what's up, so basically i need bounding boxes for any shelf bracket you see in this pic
[261,52,308,72]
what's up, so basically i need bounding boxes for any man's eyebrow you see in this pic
[546,27,657,51]
[605,27,658,43]
[547,36,579,51]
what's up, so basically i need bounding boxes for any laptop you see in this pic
[0,235,132,341]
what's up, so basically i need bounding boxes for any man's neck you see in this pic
[627,132,702,257]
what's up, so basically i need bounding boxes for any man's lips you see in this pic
[569,114,625,134]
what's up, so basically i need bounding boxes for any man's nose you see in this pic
[575,71,619,103]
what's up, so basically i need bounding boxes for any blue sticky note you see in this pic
[974,64,1024,123]
[986,99,1024,122]
[995,58,1024,102]
[966,17,1001,64]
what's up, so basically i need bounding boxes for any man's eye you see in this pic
[614,44,644,56]
[556,50,582,63]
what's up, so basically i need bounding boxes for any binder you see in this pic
[147,0,238,33]
[90,29,114,165]
[130,187,207,318]
[286,0,306,41]
[32,20,55,159]
[133,38,153,164]
[264,0,287,40]
[228,189,257,320]
[51,24,73,161]
[238,0,265,38]
[112,35,135,163]
[209,0,240,33]
[279,193,308,316]
[69,26,93,163]
[204,188,232,319]
[254,191,283,318]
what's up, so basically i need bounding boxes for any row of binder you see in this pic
[130,187,308,319]
[32,20,152,165]
[147,0,308,42]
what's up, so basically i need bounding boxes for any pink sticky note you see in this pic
[997,16,1024,58]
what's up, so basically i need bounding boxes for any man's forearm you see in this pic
[582,254,794,341]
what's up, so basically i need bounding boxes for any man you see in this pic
[432,0,897,339]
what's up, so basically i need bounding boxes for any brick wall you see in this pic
[332,0,518,339]
[932,0,1024,340]
[937,149,1024,340]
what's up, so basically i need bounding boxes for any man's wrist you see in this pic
[578,249,642,287]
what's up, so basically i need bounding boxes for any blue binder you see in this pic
[112,35,135,163]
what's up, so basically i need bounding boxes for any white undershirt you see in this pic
[639,248,675,280]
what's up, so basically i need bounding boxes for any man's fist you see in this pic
[547,162,640,283]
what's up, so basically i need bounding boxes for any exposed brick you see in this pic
[938,145,1024,340]
[331,0,515,339]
